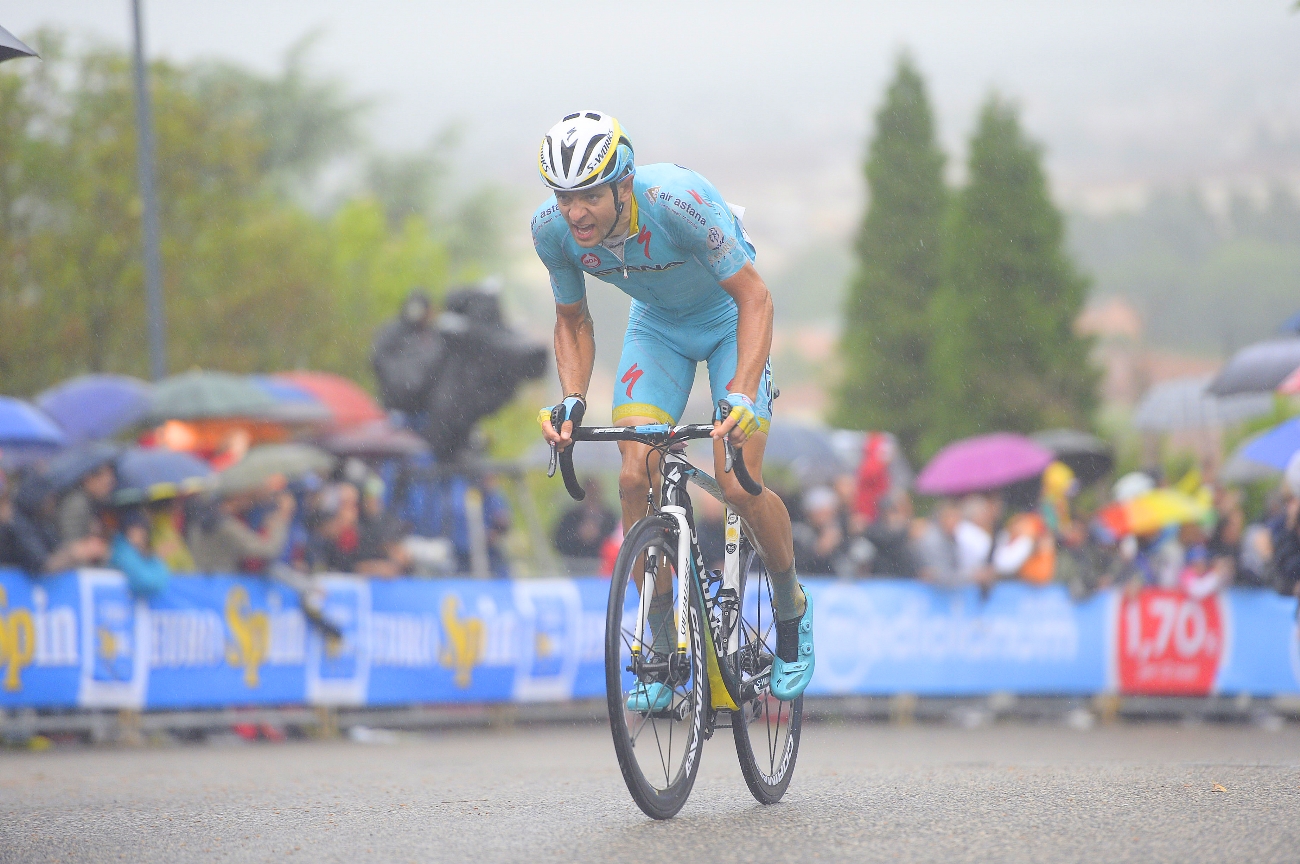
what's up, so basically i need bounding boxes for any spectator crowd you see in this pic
[550,436,1300,604]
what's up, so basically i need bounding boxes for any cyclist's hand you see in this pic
[713,392,759,446]
[539,395,585,451]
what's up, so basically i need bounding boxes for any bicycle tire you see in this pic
[605,516,708,820]
[730,542,802,804]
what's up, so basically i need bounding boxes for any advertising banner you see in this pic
[0,568,1296,710]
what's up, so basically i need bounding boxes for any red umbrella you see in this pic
[274,372,385,429]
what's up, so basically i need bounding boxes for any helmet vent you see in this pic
[562,112,580,121]
[560,141,576,174]
[584,112,602,121]
[578,135,603,176]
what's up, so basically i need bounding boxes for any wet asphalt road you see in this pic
[1,720,1298,863]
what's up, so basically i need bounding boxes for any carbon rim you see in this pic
[606,518,706,818]
[731,545,801,802]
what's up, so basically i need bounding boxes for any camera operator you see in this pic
[371,289,445,422]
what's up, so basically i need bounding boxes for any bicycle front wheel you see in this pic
[730,543,802,804]
[605,516,708,820]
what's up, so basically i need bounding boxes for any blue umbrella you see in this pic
[0,396,66,446]
[113,447,213,504]
[36,375,152,445]
[47,442,122,493]
[1238,417,1300,471]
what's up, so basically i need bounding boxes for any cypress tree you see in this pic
[923,95,1097,455]
[832,54,946,462]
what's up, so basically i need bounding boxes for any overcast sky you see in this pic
[5,0,1299,258]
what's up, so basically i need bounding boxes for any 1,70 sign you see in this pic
[1116,590,1226,695]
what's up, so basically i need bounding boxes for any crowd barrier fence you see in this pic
[0,568,1297,711]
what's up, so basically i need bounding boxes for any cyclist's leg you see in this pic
[612,312,695,660]
[706,336,814,700]
[703,340,792,597]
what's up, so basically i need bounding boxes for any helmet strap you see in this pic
[601,180,625,244]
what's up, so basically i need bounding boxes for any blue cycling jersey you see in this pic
[530,163,756,323]
[531,163,773,429]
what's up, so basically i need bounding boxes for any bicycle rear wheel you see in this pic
[605,516,708,820]
[729,541,802,804]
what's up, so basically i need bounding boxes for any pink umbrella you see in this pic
[916,433,1055,496]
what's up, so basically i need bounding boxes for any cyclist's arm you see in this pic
[716,262,774,440]
[546,297,595,448]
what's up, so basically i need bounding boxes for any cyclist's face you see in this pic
[555,179,631,247]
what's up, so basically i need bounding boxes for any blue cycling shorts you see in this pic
[611,303,774,432]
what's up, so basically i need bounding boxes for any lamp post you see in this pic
[131,0,167,381]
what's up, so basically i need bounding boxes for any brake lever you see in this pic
[717,401,736,474]
[547,404,564,478]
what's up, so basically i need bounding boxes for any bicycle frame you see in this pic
[550,412,763,711]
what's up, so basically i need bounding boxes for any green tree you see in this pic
[0,32,497,396]
[924,95,1097,454]
[832,54,946,461]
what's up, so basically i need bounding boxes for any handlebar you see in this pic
[546,402,763,501]
[715,400,763,497]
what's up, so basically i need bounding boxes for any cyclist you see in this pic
[533,111,814,709]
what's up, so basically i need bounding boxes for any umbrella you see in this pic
[1096,488,1211,538]
[1279,365,1300,396]
[35,374,152,444]
[1220,449,1280,485]
[0,25,37,63]
[0,397,66,446]
[275,372,385,429]
[916,433,1054,496]
[143,371,278,425]
[1207,339,1300,397]
[217,443,335,495]
[1032,429,1115,486]
[1132,375,1273,431]
[47,442,122,493]
[113,447,213,504]
[320,420,429,459]
[1235,417,1300,472]
[763,422,849,484]
[249,376,332,425]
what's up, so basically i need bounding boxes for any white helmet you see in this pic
[538,111,634,191]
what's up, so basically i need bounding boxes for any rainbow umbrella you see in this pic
[1096,488,1211,538]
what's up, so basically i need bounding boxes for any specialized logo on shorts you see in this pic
[706,226,724,250]
[644,186,660,206]
[621,364,644,398]
[580,252,600,268]
[635,226,652,258]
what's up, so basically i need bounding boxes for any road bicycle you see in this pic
[548,400,803,819]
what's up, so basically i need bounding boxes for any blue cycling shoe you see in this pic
[770,590,814,701]
[626,681,674,712]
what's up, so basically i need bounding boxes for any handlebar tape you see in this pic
[551,401,586,501]
[716,400,764,497]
